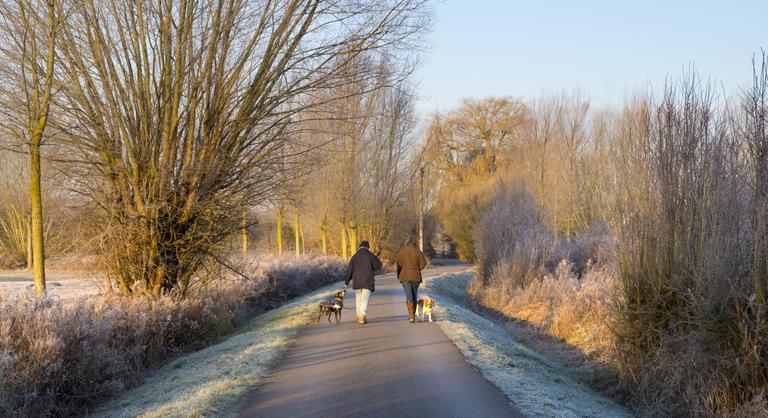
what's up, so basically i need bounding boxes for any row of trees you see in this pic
[0,0,431,295]
[269,56,422,259]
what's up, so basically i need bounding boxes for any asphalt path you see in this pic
[235,264,521,418]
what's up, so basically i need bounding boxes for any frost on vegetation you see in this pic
[0,254,345,417]
[91,280,344,418]
[423,271,632,418]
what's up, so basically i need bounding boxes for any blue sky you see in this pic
[415,0,767,114]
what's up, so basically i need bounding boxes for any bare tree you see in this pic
[0,0,62,295]
[284,54,419,257]
[50,0,429,294]
[743,53,768,302]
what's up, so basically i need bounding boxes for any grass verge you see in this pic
[422,270,632,418]
[90,281,343,418]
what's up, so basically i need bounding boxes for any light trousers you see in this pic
[355,288,371,316]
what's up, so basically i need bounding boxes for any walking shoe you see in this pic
[356,315,365,324]
[406,302,415,323]
[363,315,368,324]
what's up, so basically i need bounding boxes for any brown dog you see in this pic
[316,289,346,324]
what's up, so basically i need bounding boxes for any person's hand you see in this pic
[344,283,349,289]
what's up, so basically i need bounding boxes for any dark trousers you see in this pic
[400,281,420,304]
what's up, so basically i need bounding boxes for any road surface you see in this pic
[235,264,521,418]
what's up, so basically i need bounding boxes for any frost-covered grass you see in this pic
[0,272,102,300]
[423,270,633,418]
[468,260,619,363]
[0,255,345,417]
[91,280,343,418]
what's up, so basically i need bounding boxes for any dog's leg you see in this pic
[428,311,433,322]
[316,310,322,323]
[327,312,333,323]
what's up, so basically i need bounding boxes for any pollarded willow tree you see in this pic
[53,0,430,295]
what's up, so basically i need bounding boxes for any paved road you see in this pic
[235,264,521,418]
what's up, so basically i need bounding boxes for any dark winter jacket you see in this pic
[345,248,383,291]
[395,241,427,282]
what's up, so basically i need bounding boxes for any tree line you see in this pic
[420,61,768,415]
[0,0,431,296]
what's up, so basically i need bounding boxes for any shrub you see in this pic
[0,255,345,417]
[469,260,619,363]
[473,181,554,287]
[610,74,767,416]
[232,254,347,312]
[469,183,618,363]
[437,178,498,261]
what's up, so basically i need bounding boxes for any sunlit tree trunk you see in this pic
[29,143,45,295]
[294,207,301,257]
[321,216,328,255]
[5,0,60,297]
[241,209,248,257]
[340,222,348,258]
[277,207,284,254]
[26,213,32,270]
[300,224,306,254]
[348,221,358,254]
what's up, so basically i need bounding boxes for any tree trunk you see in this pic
[277,207,284,254]
[242,208,248,258]
[321,217,328,255]
[300,223,306,254]
[26,213,32,270]
[341,222,348,259]
[348,222,358,254]
[29,142,46,296]
[294,207,300,257]
[419,167,425,252]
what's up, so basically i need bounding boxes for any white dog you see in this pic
[416,296,436,323]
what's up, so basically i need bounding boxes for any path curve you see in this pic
[235,264,521,418]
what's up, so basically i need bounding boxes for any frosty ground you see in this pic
[89,267,632,417]
[422,270,632,417]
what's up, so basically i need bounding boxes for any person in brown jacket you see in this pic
[395,238,428,323]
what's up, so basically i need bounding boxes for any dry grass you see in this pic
[90,282,341,418]
[0,255,345,417]
[469,182,617,363]
[469,261,619,363]
[425,270,631,418]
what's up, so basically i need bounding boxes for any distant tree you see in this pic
[0,0,62,295]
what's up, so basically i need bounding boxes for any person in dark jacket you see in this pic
[344,241,382,324]
[395,238,428,323]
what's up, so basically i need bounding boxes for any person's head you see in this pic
[405,237,418,247]
[359,240,370,250]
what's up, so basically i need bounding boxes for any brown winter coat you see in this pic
[395,242,427,282]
